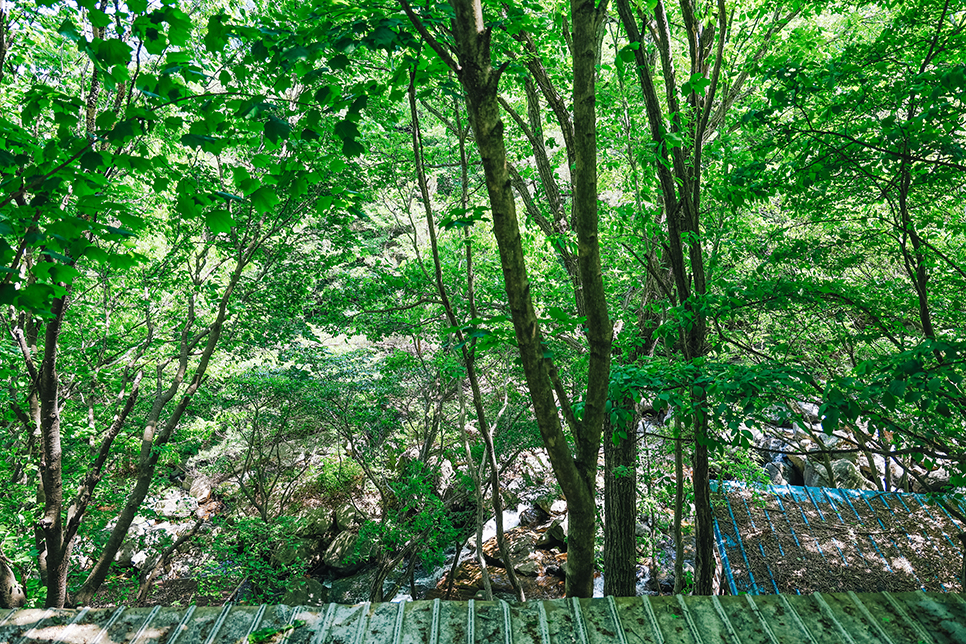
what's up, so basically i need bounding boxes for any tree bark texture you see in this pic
[603,398,636,596]
[673,416,685,594]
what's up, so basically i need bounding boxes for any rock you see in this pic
[804,459,871,490]
[535,517,568,550]
[518,505,549,527]
[764,462,787,486]
[515,554,543,577]
[114,518,197,569]
[297,508,335,538]
[329,567,379,604]
[534,494,566,516]
[816,434,859,463]
[151,488,198,519]
[334,504,363,533]
[185,474,214,502]
[913,467,952,493]
[437,459,455,494]
[131,550,160,571]
[859,453,905,489]
[837,461,865,488]
[635,521,648,538]
[322,531,363,572]
[785,452,807,480]
[482,528,536,569]
[0,558,25,609]
[430,555,566,601]
[282,578,328,606]
[273,538,318,568]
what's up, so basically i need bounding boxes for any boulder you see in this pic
[764,462,787,486]
[184,474,214,502]
[534,495,566,517]
[785,452,807,480]
[273,538,319,568]
[804,459,871,490]
[429,553,567,601]
[515,554,543,577]
[334,504,364,533]
[635,521,648,538]
[482,528,536,570]
[535,517,568,550]
[282,578,328,606]
[131,550,160,571]
[0,559,25,609]
[329,567,379,604]
[518,505,549,527]
[297,508,335,538]
[322,531,361,572]
[913,467,952,493]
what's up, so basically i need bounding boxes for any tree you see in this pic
[1,0,354,606]
[399,0,613,597]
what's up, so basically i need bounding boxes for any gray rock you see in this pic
[185,474,213,502]
[804,459,871,490]
[535,517,568,549]
[282,578,328,606]
[297,508,335,538]
[515,555,542,577]
[764,462,787,486]
[322,531,360,571]
[919,467,952,493]
[334,504,364,533]
[329,567,378,603]
[151,488,198,519]
[0,559,25,609]
[273,538,318,568]
[635,521,648,538]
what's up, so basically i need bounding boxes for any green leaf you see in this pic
[250,186,280,213]
[264,115,291,144]
[93,39,133,68]
[205,14,229,53]
[205,208,234,233]
[164,8,193,46]
[329,54,350,70]
[682,73,711,96]
[314,86,333,105]
[58,19,83,42]
[80,151,106,170]
[88,9,111,29]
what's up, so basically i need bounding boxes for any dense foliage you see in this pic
[0,0,963,607]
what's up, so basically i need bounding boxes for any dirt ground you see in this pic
[713,486,965,595]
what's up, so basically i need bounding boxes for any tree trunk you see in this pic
[603,398,636,597]
[691,394,714,595]
[673,415,685,594]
